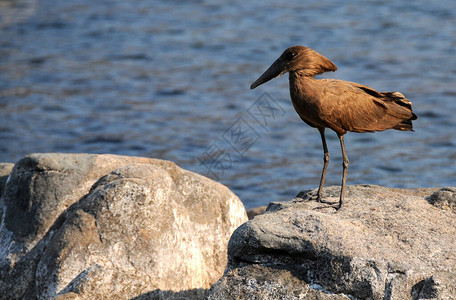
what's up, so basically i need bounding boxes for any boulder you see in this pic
[1,153,164,253]
[0,163,14,221]
[0,153,247,299]
[0,162,14,198]
[246,206,267,220]
[427,187,456,214]
[208,185,456,299]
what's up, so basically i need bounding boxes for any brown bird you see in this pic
[250,46,417,210]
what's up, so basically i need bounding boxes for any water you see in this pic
[1,0,455,208]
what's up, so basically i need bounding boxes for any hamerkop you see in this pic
[250,46,417,210]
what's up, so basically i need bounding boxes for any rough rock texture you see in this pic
[246,206,267,220]
[0,163,14,222]
[0,153,247,299]
[208,264,349,300]
[427,187,456,214]
[208,185,456,300]
[0,163,14,198]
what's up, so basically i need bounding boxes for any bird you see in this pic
[250,46,417,210]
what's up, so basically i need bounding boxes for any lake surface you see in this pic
[1,0,455,208]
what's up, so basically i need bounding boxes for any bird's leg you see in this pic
[337,134,349,210]
[316,128,330,202]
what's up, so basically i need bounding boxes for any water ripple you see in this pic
[1,0,455,207]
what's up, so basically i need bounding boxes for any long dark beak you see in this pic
[250,58,288,90]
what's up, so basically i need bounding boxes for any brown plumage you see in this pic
[250,46,417,210]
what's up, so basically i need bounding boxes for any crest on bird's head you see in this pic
[280,46,337,75]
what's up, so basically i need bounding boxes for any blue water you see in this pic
[1,0,455,208]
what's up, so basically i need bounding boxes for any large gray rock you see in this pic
[0,153,247,299]
[208,185,456,300]
[1,153,164,256]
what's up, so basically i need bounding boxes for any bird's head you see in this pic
[250,46,337,89]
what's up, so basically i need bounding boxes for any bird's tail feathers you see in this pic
[382,91,417,131]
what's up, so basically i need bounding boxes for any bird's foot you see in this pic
[319,199,339,205]
[331,203,342,211]
[315,194,336,205]
[295,191,342,211]
[311,200,341,212]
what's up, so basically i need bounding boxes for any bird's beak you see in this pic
[250,58,288,89]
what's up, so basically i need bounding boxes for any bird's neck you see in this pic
[288,71,319,100]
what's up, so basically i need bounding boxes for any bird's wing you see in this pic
[317,80,404,133]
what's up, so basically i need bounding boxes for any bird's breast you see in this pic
[290,91,328,128]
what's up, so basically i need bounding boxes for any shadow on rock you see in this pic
[131,288,208,300]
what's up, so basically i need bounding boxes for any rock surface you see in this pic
[427,187,456,214]
[0,153,247,299]
[246,205,267,220]
[0,163,14,198]
[0,163,14,222]
[208,185,456,300]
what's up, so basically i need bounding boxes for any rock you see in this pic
[2,153,165,253]
[246,206,267,220]
[427,187,456,213]
[0,163,14,223]
[0,153,247,299]
[208,264,349,299]
[0,162,14,197]
[208,185,456,300]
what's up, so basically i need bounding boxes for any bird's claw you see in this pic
[295,191,341,211]
[312,203,341,212]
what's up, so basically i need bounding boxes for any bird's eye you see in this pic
[287,52,296,60]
